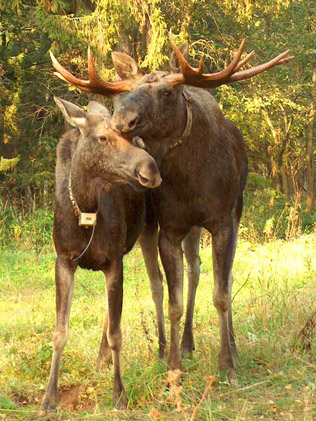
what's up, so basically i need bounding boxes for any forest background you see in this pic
[0,1,316,419]
[0,0,315,247]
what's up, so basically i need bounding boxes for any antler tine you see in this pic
[169,30,197,78]
[87,47,110,88]
[50,49,133,96]
[275,56,295,66]
[167,34,294,89]
[53,72,69,83]
[234,50,255,72]
[229,50,294,82]
[213,38,245,80]
[50,51,92,91]
[198,56,204,74]
[87,46,98,82]
[169,31,245,81]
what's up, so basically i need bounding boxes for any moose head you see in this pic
[54,97,161,190]
[50,33,293,143]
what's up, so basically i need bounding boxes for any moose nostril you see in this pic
[137,171,149,185]
[128,116,138,128]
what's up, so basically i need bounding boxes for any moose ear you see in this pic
[54,97,87,128]
[169,43,189,73]
[87,101,111,121]
[112,51,144,80]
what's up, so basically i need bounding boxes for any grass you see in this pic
[0,234,315,420]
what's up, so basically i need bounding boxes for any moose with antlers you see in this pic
[47,32,293,410]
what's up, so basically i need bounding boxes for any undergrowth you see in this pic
[0,234,315,420]
[1,173,316,251]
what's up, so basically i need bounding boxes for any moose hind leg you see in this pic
[181,226,202,357]
[159,229,186,370]
[96,277,114,369]
[105,258,127,409]
[139,224,166,358]
[96,308,112,369]
[40,257,76,414]
[209,221,238,381]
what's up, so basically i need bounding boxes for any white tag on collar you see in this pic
[79,212,97,227]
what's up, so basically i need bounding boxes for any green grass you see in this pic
[0,235,315,420]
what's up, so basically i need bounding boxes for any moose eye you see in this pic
[163,90,172,97]
[99,136,107,143]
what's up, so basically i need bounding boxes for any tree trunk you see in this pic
[281,167,290,201]
[73,0,78,15]
[263,107,292,194]
[306,101,315,213]
[263,110,283,191]
[271,159,283,192]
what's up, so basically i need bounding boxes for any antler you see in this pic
[167,31,294,88]
[50,47,133,96]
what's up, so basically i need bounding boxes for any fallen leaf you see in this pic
[149,407,164,420]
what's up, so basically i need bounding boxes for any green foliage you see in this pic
[241,173,316,242]
[0,0,315,231]
[0,394,17,410]
[0,182,312,251]
[0,156,20,173]
[0,205,54,251]
[0,239,315,418]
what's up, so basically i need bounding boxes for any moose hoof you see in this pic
[96,350,113,370]
[113,390,128,410]
[158,344,167,360]
[168,356,182,371]
[38,401,57,416]
[180,338,195,358]
[38,408,56,417]
[226,368,238,386]
[39,392,59,416]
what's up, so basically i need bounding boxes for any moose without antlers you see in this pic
[40,97,161,413]
[50,34,293,386]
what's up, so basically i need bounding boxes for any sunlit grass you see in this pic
[0,234,315,420]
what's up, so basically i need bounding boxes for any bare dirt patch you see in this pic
[10,392,39,407]
[10,385,96,412]
[59,385,96,412]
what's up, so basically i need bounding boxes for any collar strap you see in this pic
[68,175,81,217]
[68,174,98,227]
[168,91,193,151]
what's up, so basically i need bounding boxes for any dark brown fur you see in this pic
[53,128,147,269]
[40,98,161,414]
[109,55,248,380]
[49,38,292,389]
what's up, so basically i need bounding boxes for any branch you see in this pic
[262,109,279,143]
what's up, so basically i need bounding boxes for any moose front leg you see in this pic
[209,220,238,381]
[181,226,202,357]
[40,257,76,414]
[96,302,112,369]
[139,223,166,359]
[158,229,186,370]
[104,258,127,409]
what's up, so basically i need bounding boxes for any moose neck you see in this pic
[70,163,100,214]
[140,91,191,160]
[158,91,188,141]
